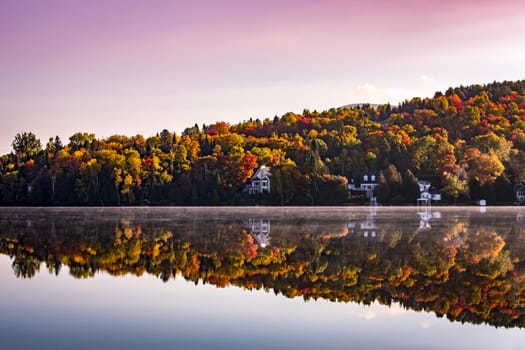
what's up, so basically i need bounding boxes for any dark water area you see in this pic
[1,206,525,349]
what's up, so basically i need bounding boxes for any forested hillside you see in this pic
[2,80,525,205]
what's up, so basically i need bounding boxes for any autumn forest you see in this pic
[2,80,525,205]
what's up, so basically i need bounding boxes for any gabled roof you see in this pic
[251,165,271,180]
[351,171,380,184]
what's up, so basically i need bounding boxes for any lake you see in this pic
[1,206,525,350]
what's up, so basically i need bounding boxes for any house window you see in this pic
[363,175,368,182]
[371,175,376,182]
[262,180,267,186]
[253,181,260,186]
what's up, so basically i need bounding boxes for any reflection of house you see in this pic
[245,165,271,194]
[417,180,441,206]
[247,218,271,247]
[516,185,525,205]
[348,172,380,202]
[517,211,525,224]
[348,211,378,238]
[417,210,441,231]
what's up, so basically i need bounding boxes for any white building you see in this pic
[348,172,380,200]
[246,165,271,194]
[417,180,441,205]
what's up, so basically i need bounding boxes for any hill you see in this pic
[339,103,381,109]
[2,79,525,205]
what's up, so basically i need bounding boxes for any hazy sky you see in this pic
[1,0,525,154]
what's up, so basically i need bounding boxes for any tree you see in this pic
[121,148,142,204]
[402,169,420,202]
[12,132,42,162]
[411,135,455,175]
[304,138,327,175]
[410,135,438,174]
[383,164,403,201]
[271,164,297,205]
[173,144,190,173]
[96,149,126,205]
[508,150,525,184]
[317,175,349,204]
[76,158,102,204]
[159,129,174,153]
[441,167,469,202]
[68,132,96,152]
[45,136,63,157]
[494,174,513,203]
[463,148,504,187]
[374,172,390,203]
[472,133,511,162]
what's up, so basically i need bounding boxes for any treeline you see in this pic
[2,80,525,205]
[1,209,524,328]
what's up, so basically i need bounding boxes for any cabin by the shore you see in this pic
[417,180,441,206]
[348,171,380,202]
[245,165,271,194]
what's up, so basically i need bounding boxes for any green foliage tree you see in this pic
[69,132,96,152]
[384,164,403,201]
[12,132,42,162]
[402,169,420,202]
[441,167,470,202]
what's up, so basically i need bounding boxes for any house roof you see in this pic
[251,165,271,180]
[351,171,380,184]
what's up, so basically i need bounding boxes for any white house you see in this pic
[417,180,441,206]
[348,172,380,200]
[246,165,271,194]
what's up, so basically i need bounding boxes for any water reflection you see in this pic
[1,207,525,329]
[246,218,271,247]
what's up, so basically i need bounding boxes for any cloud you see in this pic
[418,75,434,83]
[347,83,428,104]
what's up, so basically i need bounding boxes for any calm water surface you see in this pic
[1,207,525,350]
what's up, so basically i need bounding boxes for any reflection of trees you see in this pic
[1,210,525,328]
[12,249,41,278]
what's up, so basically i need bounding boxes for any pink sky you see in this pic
[1,0,525,154]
